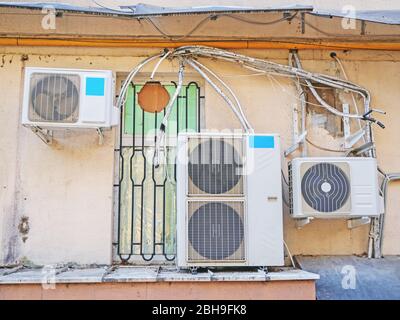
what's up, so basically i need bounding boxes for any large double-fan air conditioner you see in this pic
[176,133,284,268]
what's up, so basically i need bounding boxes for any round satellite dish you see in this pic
[188,202,244,260]
[301,162,350,212]
[31,75,79,121]
[137,81,170,113]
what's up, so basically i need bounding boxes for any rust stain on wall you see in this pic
[18,216,30,243]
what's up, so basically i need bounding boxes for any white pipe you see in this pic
[150,50,171,80]
[292,52,364,119]
[332,55,365,138]
[190,59,254,133]
[172,46,371,115]
[154,61,185,167]
[184,58,251,133]
[116,54,163,111]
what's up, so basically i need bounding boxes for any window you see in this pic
[114,80,203,263]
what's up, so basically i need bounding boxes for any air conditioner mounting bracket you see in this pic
[347,216,371,229]
[294,217,312,228]
[30,126,53,145]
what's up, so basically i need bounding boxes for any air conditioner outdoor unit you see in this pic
[289,157,384,219]
[176,133,284,268]
[22,67,118,129]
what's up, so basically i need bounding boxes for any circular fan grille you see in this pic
[301,162,350,213]
[188,202,244,260]
[31,75,79,121]
[188,139,242,194]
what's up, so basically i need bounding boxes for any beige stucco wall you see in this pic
[0,44,399,265]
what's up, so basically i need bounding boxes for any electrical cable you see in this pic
[145,12,298,41]
[171,46,372,113]
[116,53,163,112]
[281,169,289,186]
[292,52,364,119]
[154,60,185,167]
[90,0,132,14]
[150,49,171,79]
[146,14,215,41]
[184,57,251,133]
[223,12,298,25]
[190,59,253,133]
[331,53,366,143]
[281,170,291,208]
[376,167,400,258]
[284,240,296,268]
[288,51,307,156]
[293,14,400,38]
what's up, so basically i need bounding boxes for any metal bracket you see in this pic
[346,141,374,157]
[300,12,306,34]
[342,103,351,147]
[257,267,270,280]
[190,267,198,275]
[295,217,312,228]
[284,105,307,157]
[342,103,366,149]
[97,128,104,145]
[361,20,366,35]
[285,131,307,157]
[347,217,371,229]
[344,129,366,150]
[30,126,53,145]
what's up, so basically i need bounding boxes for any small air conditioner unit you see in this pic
[176,133,284,268]
[22,67,118,129]
[289,157,384,219]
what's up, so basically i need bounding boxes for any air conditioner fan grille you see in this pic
[29,73,80,123]
[301,162,350,213]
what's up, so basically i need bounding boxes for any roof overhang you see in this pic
[0,2,313,18]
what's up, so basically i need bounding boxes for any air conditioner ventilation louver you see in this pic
[29,73,80,123]
[187,201,245,262]
[187,137,244,196]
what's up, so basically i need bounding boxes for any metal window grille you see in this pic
[114,81,203,263]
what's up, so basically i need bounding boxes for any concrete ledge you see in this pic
[0,266,318,300]
[0,266,319,284]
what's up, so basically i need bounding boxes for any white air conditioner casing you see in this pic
[22,67,118,129]
[177,133,284,268]
[289,157,384,219]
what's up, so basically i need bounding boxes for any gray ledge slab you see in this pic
[103,267,160,283]
[0,268,49,284]
[0,266,319,284]
[56,268,108,283]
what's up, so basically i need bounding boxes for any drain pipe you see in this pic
[377,170,400,257]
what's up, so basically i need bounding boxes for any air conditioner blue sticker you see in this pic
[86,77,105,96]
[249,135,274,148]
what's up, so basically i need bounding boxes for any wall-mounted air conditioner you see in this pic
[289,157,384,219]
[22,67,118,129]
[176,133,284,268]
